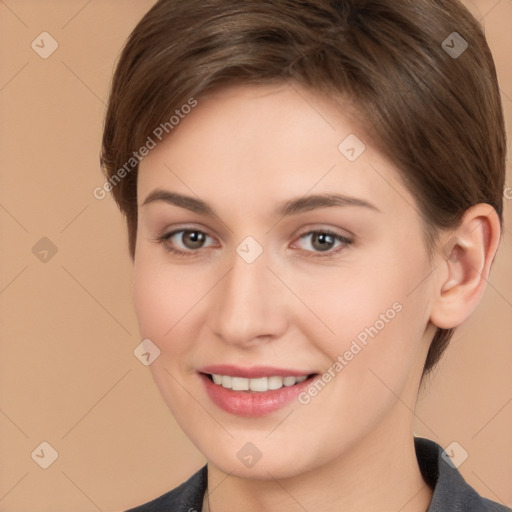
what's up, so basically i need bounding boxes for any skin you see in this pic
[132,83,500,512]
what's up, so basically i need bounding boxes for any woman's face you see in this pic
[133,83,438,478]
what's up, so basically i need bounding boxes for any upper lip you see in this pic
[198,364,316,379]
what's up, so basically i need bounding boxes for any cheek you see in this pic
[132,264,167,339]
[297,251,431,383]
[132,256,201,351]
[131,257,204,414]
[302,263,416,336]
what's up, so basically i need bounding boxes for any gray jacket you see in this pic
[125,437,510,511]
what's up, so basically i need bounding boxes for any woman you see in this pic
[100,0,509,510]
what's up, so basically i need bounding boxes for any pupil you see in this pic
[185,231,204,249]
[314,233,333,252]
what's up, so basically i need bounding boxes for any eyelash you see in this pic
[155,228,353,259]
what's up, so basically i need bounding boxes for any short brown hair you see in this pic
[100,0,506,376]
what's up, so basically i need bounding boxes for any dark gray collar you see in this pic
[415,437,509,511]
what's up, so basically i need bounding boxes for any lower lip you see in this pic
[199,373,315,417]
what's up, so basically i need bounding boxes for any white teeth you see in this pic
[283,376,297,386]
[231,377,249,391]
[210,374,309,392]
[249,377,268,392]
[221,375,232,388]
[268,376,284,390]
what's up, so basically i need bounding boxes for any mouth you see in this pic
[197,366,319,417]
[202,372,317,392]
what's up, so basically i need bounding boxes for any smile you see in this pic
[209,374,309,392]
[198,366,318,417]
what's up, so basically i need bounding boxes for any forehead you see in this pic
[137,83,415,220]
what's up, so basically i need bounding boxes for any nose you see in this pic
[208,245,289,348]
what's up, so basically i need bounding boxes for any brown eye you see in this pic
[293,230,353,258]
[310,232,337,252]
[157,229,214,256]
[180,230,207,249]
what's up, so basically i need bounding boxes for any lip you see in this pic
[198,364,313,379]
[198,366,317,417]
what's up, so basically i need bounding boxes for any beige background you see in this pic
[0,1,511,511]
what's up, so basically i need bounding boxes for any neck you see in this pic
[203,408,433,512]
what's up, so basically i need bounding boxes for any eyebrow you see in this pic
[141,189,381,217]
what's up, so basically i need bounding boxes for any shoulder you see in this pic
[124,464,208,512]
[415,437,510,512]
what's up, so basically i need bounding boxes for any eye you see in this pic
[156,229,216,256]
[155,227,353,259]
[292,230,353,257]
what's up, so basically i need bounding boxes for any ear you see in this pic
[429,204,501,329]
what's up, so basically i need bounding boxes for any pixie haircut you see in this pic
[100,0,506,377]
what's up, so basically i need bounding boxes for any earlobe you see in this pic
[430,204,501,329]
